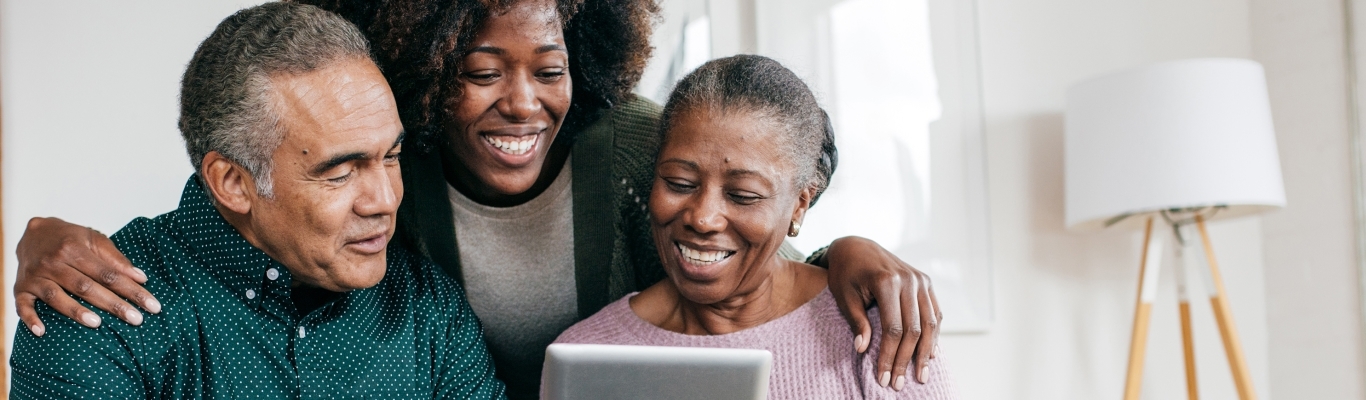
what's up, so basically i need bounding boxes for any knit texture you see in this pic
[553,289,958,399]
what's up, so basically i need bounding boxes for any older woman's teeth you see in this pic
[484,135,536,155]
[678,243,733,265]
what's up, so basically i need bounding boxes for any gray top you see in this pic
[448,159,578,394]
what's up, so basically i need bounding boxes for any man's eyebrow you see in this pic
[311,152,371,175]
[310,132,402,175]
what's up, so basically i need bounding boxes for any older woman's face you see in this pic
[446,0,571,196]
[650,109,812,305]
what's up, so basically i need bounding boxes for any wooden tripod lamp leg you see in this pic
[1175,235,1200,400]
[1194,215,1258,400]
[1124,217,1164,400]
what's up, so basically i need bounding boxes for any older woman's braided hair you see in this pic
[291,0,660,153]
[660,55,839,206]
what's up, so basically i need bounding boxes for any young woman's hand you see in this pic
[14,217,160,335]
[822,236,941,391]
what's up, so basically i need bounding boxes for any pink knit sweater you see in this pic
[552,289,957,399]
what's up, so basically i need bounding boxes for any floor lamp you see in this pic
[1064,58,1286,400]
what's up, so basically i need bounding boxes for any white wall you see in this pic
[1252,0,1366,398]
[0,0,265,354]
[938,0,1276,398]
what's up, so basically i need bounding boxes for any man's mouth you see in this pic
[347,233,388,255]
[676,242,735,265]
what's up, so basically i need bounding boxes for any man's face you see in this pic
[249,57,404,292]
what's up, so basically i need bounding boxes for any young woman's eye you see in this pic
[463,70,500,84]
[537,68,567,82]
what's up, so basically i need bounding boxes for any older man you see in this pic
[9,3,504,399]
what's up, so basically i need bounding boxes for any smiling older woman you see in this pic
[553,55,957,399]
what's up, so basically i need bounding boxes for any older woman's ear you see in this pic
[788,186,818,237]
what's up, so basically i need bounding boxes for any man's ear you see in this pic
[200,151,257,215]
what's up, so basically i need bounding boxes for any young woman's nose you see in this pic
[497,72,541,122]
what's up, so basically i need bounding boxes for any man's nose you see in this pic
[355,167,401,217]
[497,72,541,122]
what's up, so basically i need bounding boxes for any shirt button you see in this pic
[298,326,307,338]
[245,289,256,299]
[266,268,280,281]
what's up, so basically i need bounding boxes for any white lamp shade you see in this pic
[1064,58,1286,231]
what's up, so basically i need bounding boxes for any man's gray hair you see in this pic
[179,2,372,197]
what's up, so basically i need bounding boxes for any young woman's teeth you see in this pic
[485,135,535,155]
[677,243,733,265]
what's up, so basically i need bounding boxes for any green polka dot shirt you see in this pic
[10,177,508,399]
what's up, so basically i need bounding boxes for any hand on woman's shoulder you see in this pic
[858,309,959,399]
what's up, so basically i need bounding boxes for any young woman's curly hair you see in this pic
[291,0,659,152]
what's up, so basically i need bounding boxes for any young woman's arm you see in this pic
[817,236,942,386]
[13,217,160,334]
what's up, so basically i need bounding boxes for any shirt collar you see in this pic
[167,176,292,311]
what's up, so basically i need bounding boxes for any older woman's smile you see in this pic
[676,243,734,264]
[674,241,737,280]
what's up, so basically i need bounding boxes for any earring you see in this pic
[788,221,801,237]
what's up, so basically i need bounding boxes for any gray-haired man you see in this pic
[10,3,505,398]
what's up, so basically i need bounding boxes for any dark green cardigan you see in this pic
[394,95,669,322]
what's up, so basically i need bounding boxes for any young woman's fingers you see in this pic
[30,279,103,329]
[872,274,905,388]
[927,273,943,359]
[15,218,157,325]
[15,291,46,336]
[889,276,922,391]
[833,285,874,353]
[47,259,143,326]
[80,229,158,314]
[90,229,149,286]
[913,274,940,384]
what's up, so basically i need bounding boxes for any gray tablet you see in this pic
[541,344,772,400]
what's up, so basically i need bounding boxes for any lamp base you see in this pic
[1121,215,1258,400]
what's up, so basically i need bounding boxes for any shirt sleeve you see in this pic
[10,303,145,400]
[428,261,508,400]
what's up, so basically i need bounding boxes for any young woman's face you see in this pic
[649,108,812,305]
[445,0,571,197]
